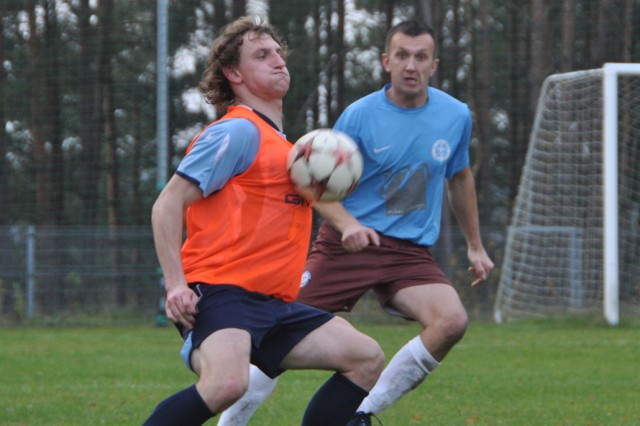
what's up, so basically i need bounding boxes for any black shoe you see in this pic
[346,411,380,426]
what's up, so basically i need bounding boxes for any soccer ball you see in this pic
[287,129,363,201]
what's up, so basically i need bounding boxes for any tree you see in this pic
[43,0,64,225]
[0,5,8,226]
[417,0,434,26]
[587,0,607,67]
[472,0,494,225]
[97,0,126,305]
[99,0,119,232]
[231,0,245,19]
[336,0,346,117]
[621,0,634,62]
[507,2,531,201]
[560,0,575,72]
[530,0,549,112]
[76,0,102,226]
[26,0,50,225]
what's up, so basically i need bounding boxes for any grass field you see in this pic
[1,317,638,425]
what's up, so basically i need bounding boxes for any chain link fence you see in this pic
[1,226,162,325]
[0,224,504,326]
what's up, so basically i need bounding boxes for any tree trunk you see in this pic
[44,0,64,225]
[27,0,50,226]
[0,7,8,225]
[213,0,226,30]
[336,0,345,116]
[99,0,124,306]
[417,0,433,26]
[0,2,13,318]
[560,0,575,72]
[231,0,245,19]
[312,3,321,129]
[99,0,119,232]
[324,0,335,125]
[471,0,494,311]
[621,0,634,62]
[473,0,493,211]
[530,0,549,113]
[588,0,607,67]
[77,0,101,226]
[508,2,530,201]
[385,0,395,37]
[131,108,144,226]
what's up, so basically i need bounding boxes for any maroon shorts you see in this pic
[297,222,451,317]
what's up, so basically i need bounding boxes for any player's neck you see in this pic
[235,97,284,131]
[385,86,428,109]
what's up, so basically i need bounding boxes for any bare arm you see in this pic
[313,201,380,252]
[446,167,494,286]
[151,174,203,328]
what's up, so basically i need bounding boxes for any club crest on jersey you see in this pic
[432,139,451,162]
[300,271,312,287]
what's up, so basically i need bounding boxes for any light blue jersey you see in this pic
[335,84,471,246]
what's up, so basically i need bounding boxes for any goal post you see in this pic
[494,63,640,325]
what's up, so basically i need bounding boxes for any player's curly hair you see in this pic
[199,16,288,116]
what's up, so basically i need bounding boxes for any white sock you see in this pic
[358,336,440,414]
[217,364,278,426]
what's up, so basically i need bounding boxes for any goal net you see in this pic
[494,64,640,325]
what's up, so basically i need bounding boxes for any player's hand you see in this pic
[468,248,494,287]
[341,225,380,252]
[165,284,199,329]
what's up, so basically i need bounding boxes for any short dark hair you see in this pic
[199,16,288,115]
[385,20,437,55]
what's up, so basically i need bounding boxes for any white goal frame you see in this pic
[602,63,640,325]
[494,63,640,326]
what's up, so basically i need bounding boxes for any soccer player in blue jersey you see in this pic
[219,19,494,426]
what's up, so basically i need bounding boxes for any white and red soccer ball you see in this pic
[287,129,363,202]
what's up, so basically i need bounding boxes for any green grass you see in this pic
[1,318,638,425]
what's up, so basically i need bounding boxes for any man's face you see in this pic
[382,32,439,107]
[233,31,290,98]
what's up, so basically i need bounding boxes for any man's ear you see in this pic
[224,68,242,83]
[381,53,390,73]
[430,58,440,77]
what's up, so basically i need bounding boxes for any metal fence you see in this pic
[0,224,504,326]
[1,226,162,325]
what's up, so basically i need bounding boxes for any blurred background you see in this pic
[1,0,638,325]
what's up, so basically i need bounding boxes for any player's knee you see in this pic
[355,337,385,388]
[439,308,468,345]
[198,376,248,411]
[371,344,386,377]
[364,338,385,372]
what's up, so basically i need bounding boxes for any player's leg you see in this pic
[191,328,253,411]
[356,283,467,417]
[144,328,252,426]
[146,284,272,426]
[217,222,375,425]
[281,315,385,425]
[216,364,278,426]
[392,283,468,360]
[282,315,383,387]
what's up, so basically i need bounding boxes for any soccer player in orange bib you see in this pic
[143,16,383,426]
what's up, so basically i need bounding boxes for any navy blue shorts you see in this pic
[177,284,334,379]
